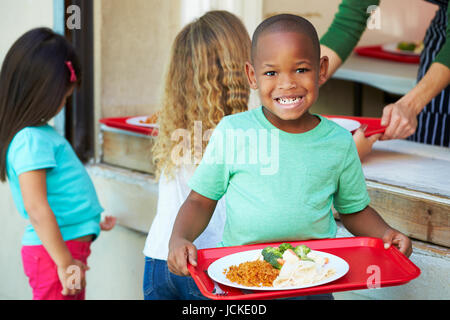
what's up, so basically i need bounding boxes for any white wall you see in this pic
[0,0,54,300]
[0,184,31,299]
[0,0,54,64]
[262,0,438,43]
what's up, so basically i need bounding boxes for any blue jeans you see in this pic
[143,257,208,300]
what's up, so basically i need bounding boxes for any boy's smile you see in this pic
[246,31,328,133]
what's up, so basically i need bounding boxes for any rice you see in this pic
[224,260,280,287]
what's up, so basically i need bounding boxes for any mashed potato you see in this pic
[273,249,335,288]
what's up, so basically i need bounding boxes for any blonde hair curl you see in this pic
[153,11,251,180]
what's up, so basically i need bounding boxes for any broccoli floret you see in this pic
[294,244,314,261]
[294,244,310,257]
[262,246,281,256]
[261,246,283,269]
[397,41,416,52]
[278,243,294,254]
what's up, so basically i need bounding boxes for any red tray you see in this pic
[188,237,420,300]
[99,117,158,136]
[355,45,420,64]
[323,115,386,137]
[100,115,383,137]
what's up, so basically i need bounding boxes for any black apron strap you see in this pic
[409,3,450,146]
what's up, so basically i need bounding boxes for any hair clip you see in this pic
[65,61,77,83]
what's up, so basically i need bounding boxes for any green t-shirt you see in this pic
[188,107,370,247]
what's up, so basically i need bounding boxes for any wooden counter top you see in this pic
[363,140,450,198]
[361,140,449,247]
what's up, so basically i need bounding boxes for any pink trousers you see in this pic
[21,240,91,300]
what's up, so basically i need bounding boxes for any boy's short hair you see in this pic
[251,14,320,64]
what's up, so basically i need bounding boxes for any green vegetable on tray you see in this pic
[261,246,284,269]
[278,243,294,254]
[261,243,315,269]
[294,244,315,262]
[397,41,417,52]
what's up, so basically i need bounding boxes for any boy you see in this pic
[168,14,412,277]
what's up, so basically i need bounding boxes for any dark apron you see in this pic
[408,0,450,146]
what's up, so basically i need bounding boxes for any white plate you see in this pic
[207,249,349,291]
[382,43,421,56]
[328,118,361,132]
[126,116,159,128]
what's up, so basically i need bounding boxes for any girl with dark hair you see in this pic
[0,27,116,300]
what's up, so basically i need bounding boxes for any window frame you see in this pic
[64,0,95,163]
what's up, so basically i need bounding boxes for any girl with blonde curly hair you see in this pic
[143,11,251,300]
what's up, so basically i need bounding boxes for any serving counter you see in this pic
[362,139,450,247]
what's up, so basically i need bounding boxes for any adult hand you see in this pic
[380,101,418,141]
[380,63,450,141]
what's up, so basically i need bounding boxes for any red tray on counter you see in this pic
[355,45,420,64]
[99,117,158,136]
[188,237,420,300]
[323,115,386,137]
[100,115,384,138]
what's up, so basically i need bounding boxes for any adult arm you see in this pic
[381,4,450,140]
[381,62,450,139]
[320,0,379,81]
[320,44,343,82]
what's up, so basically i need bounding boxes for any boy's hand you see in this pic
[353,124,382,160]
[57,259,89,296]
[167,238,197,277]
[100,215,117,231]
[382,228,413,257]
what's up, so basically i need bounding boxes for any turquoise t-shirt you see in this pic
[6,125,103,245]
[188,107,370,247]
